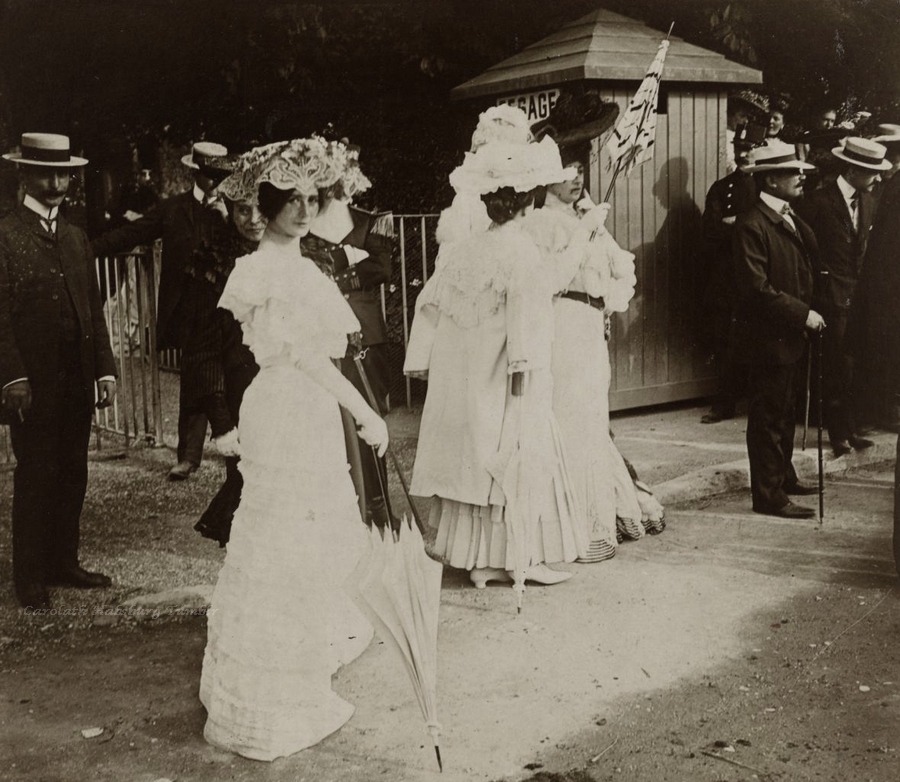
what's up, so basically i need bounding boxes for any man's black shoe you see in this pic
[16,583,50,610]
[168,461,198,481]
[753,501,815,519]
[848,435,874,451]
[832,440,853,457]
[785,482,819,496]
[48,566,112,589]
[701,407,735,424]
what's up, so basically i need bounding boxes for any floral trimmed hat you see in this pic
[323,138,372,200]
[449,135,575,196]
[469,105,535,152]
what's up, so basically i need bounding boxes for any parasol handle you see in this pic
[353,351,427,536]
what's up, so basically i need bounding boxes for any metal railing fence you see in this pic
[93,244,164,447]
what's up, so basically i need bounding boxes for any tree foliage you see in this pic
[1,0,898,215]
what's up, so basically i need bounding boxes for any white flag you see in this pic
[605,39,670,178]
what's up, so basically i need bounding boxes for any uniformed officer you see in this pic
[700,123,765,423]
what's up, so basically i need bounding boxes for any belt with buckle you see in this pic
[560,290,605,311]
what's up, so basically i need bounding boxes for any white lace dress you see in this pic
[405,221,587,570]
[199,239,374,761]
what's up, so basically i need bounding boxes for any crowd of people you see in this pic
[701,92,900,518]
[1,87,898,761]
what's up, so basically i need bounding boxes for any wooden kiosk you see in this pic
[452,9,763,410]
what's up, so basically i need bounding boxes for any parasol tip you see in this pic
[435,745,443,772]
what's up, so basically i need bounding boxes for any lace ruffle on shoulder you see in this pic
[219,246,359,364]
[416,226,547,328]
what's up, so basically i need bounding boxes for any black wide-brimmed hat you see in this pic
[532,90,620,148]
[3,132,87,167]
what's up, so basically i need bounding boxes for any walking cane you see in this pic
[816,328,825,524]
[802,345,812,450]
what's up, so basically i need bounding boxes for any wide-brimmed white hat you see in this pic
[872,124,900,146]
[743,140,815,173]
[831,136,891,171]
[181,141,230,171]
[449,136,575,196]
[2,132,87,167]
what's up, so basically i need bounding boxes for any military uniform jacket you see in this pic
[0,206,116,395]
[731,200,818,365]
[302,207,394,346]
[796,180,875,312]
[92,190,216,350]
[701,169,758,306]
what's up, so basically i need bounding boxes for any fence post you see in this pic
[398,217,412,408]
[145,242,164,445]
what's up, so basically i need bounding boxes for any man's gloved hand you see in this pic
[213,428,241,458]
[1,379,32,416]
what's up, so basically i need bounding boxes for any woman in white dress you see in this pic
[527,113,665,562]
[404,132,593,592]
[199,138,389,761]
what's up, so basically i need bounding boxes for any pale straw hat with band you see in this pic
[181,141,230,171]
[872,124,900,146]
[743,139,816,173]
[831,136,891,171]
[3,132,87,167]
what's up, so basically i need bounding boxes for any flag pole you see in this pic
[602,22,673,202]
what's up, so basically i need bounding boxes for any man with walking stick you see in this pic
[797,137,889,456]
[732,141,825,519]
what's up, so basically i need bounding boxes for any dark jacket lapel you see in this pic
[17,205,56,250]
[758,201,808,253]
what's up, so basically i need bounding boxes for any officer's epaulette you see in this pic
[351,206,395,239]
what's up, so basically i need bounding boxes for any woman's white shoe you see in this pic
[509,564,573,586]
[469,567,513,589]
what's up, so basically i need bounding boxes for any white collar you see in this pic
[759,190,791,216]
[836,174,857,204]
[193,183,207,203]
[543,190,579,216]
[23,194,58,221]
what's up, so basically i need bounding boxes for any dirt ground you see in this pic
[0,422,898,781]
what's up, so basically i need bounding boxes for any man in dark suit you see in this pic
[303,190,395,527]
[797,137,890,455]
[0,133,118,609]
[848,126,900,432]
[732,141,825,519]
[92,142,230,480]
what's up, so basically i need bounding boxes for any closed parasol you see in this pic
[350,517,444,771]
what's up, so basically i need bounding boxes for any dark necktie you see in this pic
[40,216,57,236]
[849,191,860,231]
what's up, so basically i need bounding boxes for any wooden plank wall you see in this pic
[592,86,729,410]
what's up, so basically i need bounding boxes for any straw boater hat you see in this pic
[743,139,816,173]
[872,124,900,146]
[181,141,230,171]
[2,132,87,166]
[831,136,891,171]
